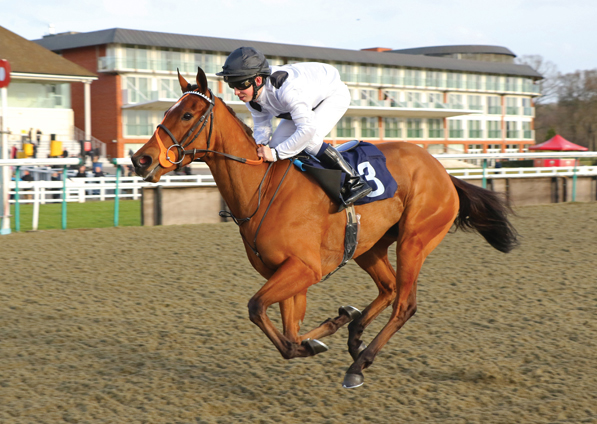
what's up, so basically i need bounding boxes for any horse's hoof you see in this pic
[339,305,362,321]
[302,339,329,355]
[342,372,364,389]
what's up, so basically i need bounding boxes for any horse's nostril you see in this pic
[139,156,151,165]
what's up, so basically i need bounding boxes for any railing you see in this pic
[3,153,596,234]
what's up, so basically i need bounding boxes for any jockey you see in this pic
[217,46,372,207]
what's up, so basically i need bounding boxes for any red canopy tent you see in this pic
[529,134,588,151]
[529,135,587,167]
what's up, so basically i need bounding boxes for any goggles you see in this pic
[227,78,253,91]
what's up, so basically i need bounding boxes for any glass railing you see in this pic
[506,107,520,115]
[487,106,502,114]
[466,81,483,90]
[404,77,423,87]
[357,74,380,84]
[380,75,402,85]
[506,130,520,139]
[449,129,464,138]
[523,130,533,139]
[468,129,482,138]
[99,56,221,74]
[523,107,533,116]
[488,130,502,138]
[468,104,484,110]
[425,79,445,88]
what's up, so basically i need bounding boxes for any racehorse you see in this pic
[132,67,518,388]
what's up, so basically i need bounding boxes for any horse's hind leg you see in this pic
[343,207,456,388]
[347,238,397,360]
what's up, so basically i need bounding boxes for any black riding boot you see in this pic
[317,144,372,206]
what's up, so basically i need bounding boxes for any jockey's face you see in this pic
[233,76,262,102]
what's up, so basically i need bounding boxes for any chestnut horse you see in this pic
[132,68,518,388]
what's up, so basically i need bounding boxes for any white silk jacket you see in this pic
[247,63,346,160]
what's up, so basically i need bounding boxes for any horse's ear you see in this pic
[177,69,189,93]
[196,67,209,95]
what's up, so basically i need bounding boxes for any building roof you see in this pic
[34,28,542,79]
[391,45,516,57]
[0,25,96,78]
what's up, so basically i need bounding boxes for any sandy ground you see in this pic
[1,202,596,424]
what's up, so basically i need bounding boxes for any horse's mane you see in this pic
[185,84,254,140]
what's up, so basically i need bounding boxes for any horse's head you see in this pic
[132,67,215,182]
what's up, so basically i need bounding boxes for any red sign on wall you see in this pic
[0,59,11,88]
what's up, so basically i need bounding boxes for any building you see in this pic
[34,28,542,159]
[0,26,97,158]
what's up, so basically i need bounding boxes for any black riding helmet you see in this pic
[217,47,271,100]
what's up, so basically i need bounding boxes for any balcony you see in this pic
[487,106,502,115]
[523,107,533,116]
[507,130,520,139]
[407,129,423,138]
[98,56,221,74]
[428,129,443,138]
[468,130,483,138]
[506,107,520,115]
[449,129,464,138]
[488,130,502,139]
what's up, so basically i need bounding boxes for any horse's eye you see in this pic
[182,112,193,121]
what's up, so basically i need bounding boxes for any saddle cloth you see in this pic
[293,141,398,205]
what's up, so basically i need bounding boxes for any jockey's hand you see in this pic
[257,145,275,162]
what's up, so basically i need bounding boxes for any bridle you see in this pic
[154,88,263,169]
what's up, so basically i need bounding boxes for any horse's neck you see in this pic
[206,107,268,217]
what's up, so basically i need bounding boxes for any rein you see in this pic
[155,89,264,169]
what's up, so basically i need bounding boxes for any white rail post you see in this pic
[32,184,40,231]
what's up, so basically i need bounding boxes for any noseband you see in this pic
[154,89,263,169]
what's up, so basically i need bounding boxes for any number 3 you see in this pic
[357,161,385,197]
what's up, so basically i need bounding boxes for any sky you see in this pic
[1,0,596,75]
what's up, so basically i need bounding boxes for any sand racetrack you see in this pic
[1,202,596,423]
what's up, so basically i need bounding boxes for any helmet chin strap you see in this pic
[251,76,267,101]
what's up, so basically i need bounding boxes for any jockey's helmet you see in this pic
[217,47,270,95]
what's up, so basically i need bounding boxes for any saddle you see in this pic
[293,140,397,207]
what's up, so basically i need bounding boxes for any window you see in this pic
[428,93,443,107]
[426,71,443,88]
[335,64,357,83]
[448,94,464,109]
[360,117,379,138]
[158,78,179,99]
[407,92,423,107]
[522,98,533,115]
[384,118,402,138]
[124,76,151,104]
[522,121,532,138]
[448,120,464,138]
[447,72,463,89]
[407,119,423,138]
[336,117,355,138]
[506,97,519,115]
[486,75,500,91]
[358,65,379,84]
[505,77,519,92]
[468,121,482,138]
[428,119,443,138]
[7,81,71,109]
[405,69,423,87]
[124,46,149,69]
[467,74,482,90]
[194,52,220,74]
[382,90,403,107]
[506,121,519,138]
[488,121,501,138]
[467,95,483,110]
[381,67,401,85]
[487,96,502,114]
[123,110,159,137]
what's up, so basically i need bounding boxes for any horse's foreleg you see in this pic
[248,256,322,359]
[279,291,307,343]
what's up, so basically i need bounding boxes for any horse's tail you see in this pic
[450,175,519,253]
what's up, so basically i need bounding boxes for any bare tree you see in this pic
[515,55,560,104]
